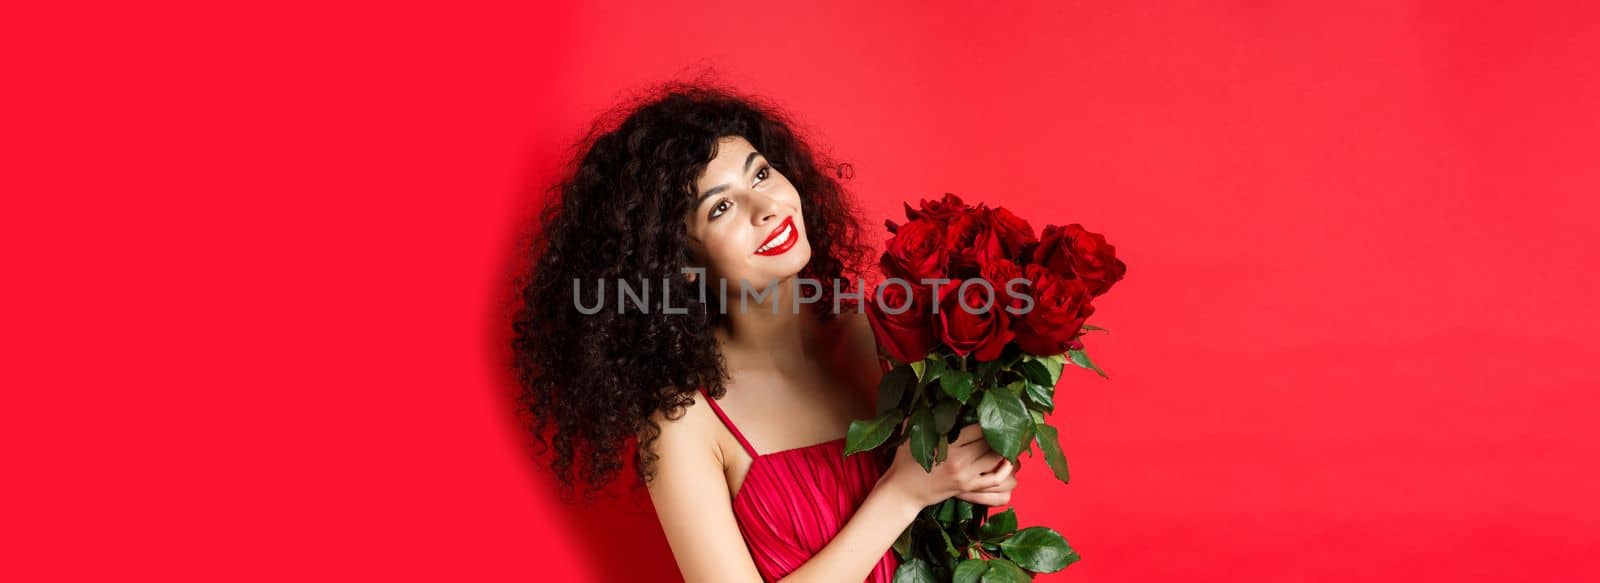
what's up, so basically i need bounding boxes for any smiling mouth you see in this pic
[755,217,797,255]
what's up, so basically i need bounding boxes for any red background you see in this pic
[6,1,1599,580]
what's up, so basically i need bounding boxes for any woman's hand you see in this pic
[954,453,1018,506]
[877,423,1021,509]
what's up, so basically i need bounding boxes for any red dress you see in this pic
[697,381,901,582]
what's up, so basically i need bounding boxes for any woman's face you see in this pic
[685,135,812,293]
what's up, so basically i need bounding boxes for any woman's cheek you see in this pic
[708,230,747,270]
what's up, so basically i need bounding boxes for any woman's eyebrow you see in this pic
[695,151,763,208]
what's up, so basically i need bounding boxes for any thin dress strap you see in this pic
[697,385,760,458]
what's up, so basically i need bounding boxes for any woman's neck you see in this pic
[715,276,822,368]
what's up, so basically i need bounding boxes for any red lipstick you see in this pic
[754,216,798,256]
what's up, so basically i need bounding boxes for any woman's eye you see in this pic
[707,165,771,221]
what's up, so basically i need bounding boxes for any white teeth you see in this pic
[757,223,793,253]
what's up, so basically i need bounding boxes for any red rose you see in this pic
[981,258,1027,315]
[938,276,1014,362]
[866,280,936,365]
[1031,223,1127,297]
[985,206,1037,261]
[944,209,1006,278]
[880,219,948,283]
[903,192,970,224]
[1011,264,1095,356]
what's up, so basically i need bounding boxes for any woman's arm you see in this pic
[779,425,1017,582]
[644,397,926,583]
[647,402,1017,582]
[773,477,921,582]
[644,403,766,583]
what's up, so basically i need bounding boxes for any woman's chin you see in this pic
[768,246,812,279]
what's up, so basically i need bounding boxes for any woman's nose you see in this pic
[750,193,781,224]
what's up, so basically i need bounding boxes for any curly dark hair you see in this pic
[510,77,873,499]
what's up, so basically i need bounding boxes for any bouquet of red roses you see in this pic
[845,193,1125,582]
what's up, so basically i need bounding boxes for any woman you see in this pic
[511,80,1019,582]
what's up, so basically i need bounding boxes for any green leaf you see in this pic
[977,388,1034,461]
[910,359,927,382]
[878,365,915,415]
[1067,349,1108,379]
[893,558,938,583]
[978,508,1017,541]
[999,527,1077,573]
[1033,423,1071,484]
[975,359,1004,385]
[949,521,973,550]
[934,406,957,464]
[939,369,975,403]
[953,559,989,583]
[1037,353,1066,385]
[910,406,937,472]
[953,498,974,521]
[927,355,948,379]
[980,557,1031,582]
[937,522,960,558]
[1017,360,1053,388]
[893,524,914,558]
[1023,382,1054,412]
[957,406,981,428]
[1001,379,1025,398]
[1081,323,1107,332]
[933,399,961,436]
[845,409,903,456]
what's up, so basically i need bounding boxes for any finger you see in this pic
[953,428,995,454]
[964,451,1004,476]
[980,458,1016,483]
[948,437,994,466]
[954,440,994,465]
[968,459,1014,490]
[968,473,1018,494]
[955,490,1011,506]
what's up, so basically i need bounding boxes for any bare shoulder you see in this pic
[639,387,722,469]
[640,386,764,581]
